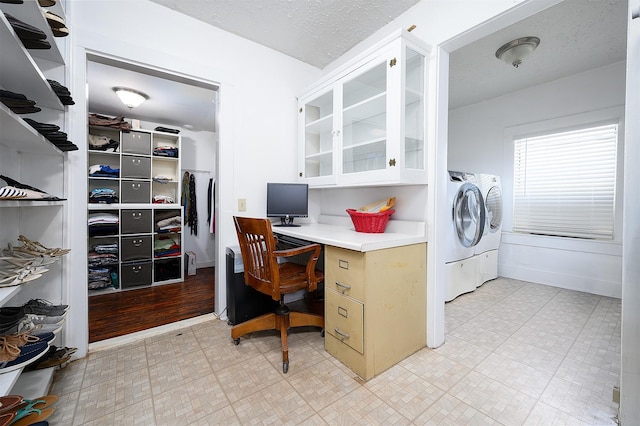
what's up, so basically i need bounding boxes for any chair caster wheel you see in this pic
[321,329,325,337]
[283,362,289,373]
[233,338,240,345]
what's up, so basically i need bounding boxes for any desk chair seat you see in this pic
[231,216,324,373]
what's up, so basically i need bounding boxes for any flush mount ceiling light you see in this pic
[495,36,540,68]
[113,87,149,109]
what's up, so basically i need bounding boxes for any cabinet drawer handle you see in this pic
[132,212,142,219]
[132,159,141,165]
[133,239,142,247]
[334,328,350,340]
[335,281,351,292]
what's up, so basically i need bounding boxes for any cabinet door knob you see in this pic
[389,158,396,167]
[389,57,397,67]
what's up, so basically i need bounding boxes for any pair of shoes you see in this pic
[0,90,40,115]
[2,395,57,426]
[47,80,74,105]
[0,339,49,373]
[23,299,68,316]
[0,176,64,201]
[24,346,75,371]
[16,235,70,257]
[3,13,51,50]
[44,11,68,38]
[0,267,43,288]
[38,0,57,6]
[23,118,60,135]
[1,332,54,348]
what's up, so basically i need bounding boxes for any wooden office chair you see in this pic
[231,216,324,373]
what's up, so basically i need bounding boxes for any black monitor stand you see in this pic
[274,215,300,227]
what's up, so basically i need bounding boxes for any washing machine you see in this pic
[444,171,485,302]
[475,173,503,285]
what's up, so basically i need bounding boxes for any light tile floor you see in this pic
[49,277,620,425]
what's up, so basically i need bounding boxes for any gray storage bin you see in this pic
[121,131,151,155]
[121,155,151,179]
[121,235,152,261]
[120,209,152,234]
[121,180,150,203]
[120,261,152,288]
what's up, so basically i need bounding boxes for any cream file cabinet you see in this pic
[324,243,427,380]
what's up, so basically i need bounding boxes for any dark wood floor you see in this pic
[88,267,215,343]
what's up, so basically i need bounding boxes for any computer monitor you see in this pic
[266,182,308,227]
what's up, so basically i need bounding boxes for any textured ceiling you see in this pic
[89,0,627,131]
[147,0,421,69]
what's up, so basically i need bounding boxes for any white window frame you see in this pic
[503,106,624,242]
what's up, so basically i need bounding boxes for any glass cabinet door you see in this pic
[302,90,334,179]
[404,47,425,170]
[341,57,388,175]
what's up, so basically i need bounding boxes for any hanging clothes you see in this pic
[187,173,198,235]
[181,171,190,220]
[208,178,216,234]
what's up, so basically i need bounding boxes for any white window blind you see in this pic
[513,123,617,239]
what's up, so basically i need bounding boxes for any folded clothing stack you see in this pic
[154,235,181,258]
[4,12,51,50]
[89,164,119,178]
[153,145,179,157]
[89,188,118,204]
[47,79,74,105]
[155,211,182,232]
[88,267,117,290]
[88,113,132,131]
[0,89,40,114]
[88,212,119,236]
[88,134,119,151]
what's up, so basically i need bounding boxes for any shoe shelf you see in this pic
[0,0,71,398]
[0,0,65,64]
[0,105,64,155]
[0,14,64,111]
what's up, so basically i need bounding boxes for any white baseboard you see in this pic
[88,314,219,352]
[499,265,621,298]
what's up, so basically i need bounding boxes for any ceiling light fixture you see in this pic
[113,87,149,109]
[495,36,540,68]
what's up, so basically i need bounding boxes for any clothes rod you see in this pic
[182,169,211,174]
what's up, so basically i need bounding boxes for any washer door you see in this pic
[485,185,503,233]
[453,182,485,248]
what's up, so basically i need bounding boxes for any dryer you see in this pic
[475,173,503,285]
[444,171,485,301]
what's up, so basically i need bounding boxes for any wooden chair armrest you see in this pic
[274,243,321,259]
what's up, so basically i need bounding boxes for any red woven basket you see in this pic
[346,209,395,233]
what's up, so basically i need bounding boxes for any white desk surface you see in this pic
[272,215,427,252]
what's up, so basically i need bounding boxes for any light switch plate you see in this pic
[238,198,246,212]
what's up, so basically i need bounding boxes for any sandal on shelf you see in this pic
[16,235,70,257]
[0,187,26,200]
[3,246,58,265]
[0,395,22,414]
[5,396,56,426]
[0,267,43,287]
[25,346,76,371]
[0,413,15,426]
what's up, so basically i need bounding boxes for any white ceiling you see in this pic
[448,0,627,110]
[87,0,627,132]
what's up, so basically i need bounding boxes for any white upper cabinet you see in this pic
[298,30,430,187]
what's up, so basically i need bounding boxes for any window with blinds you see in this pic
[513,123,618,239]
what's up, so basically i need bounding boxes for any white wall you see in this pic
[65,0,322,356]
[448,62,626,297]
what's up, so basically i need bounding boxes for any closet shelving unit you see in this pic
[0,0,70,397]
[87,124,184,295]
